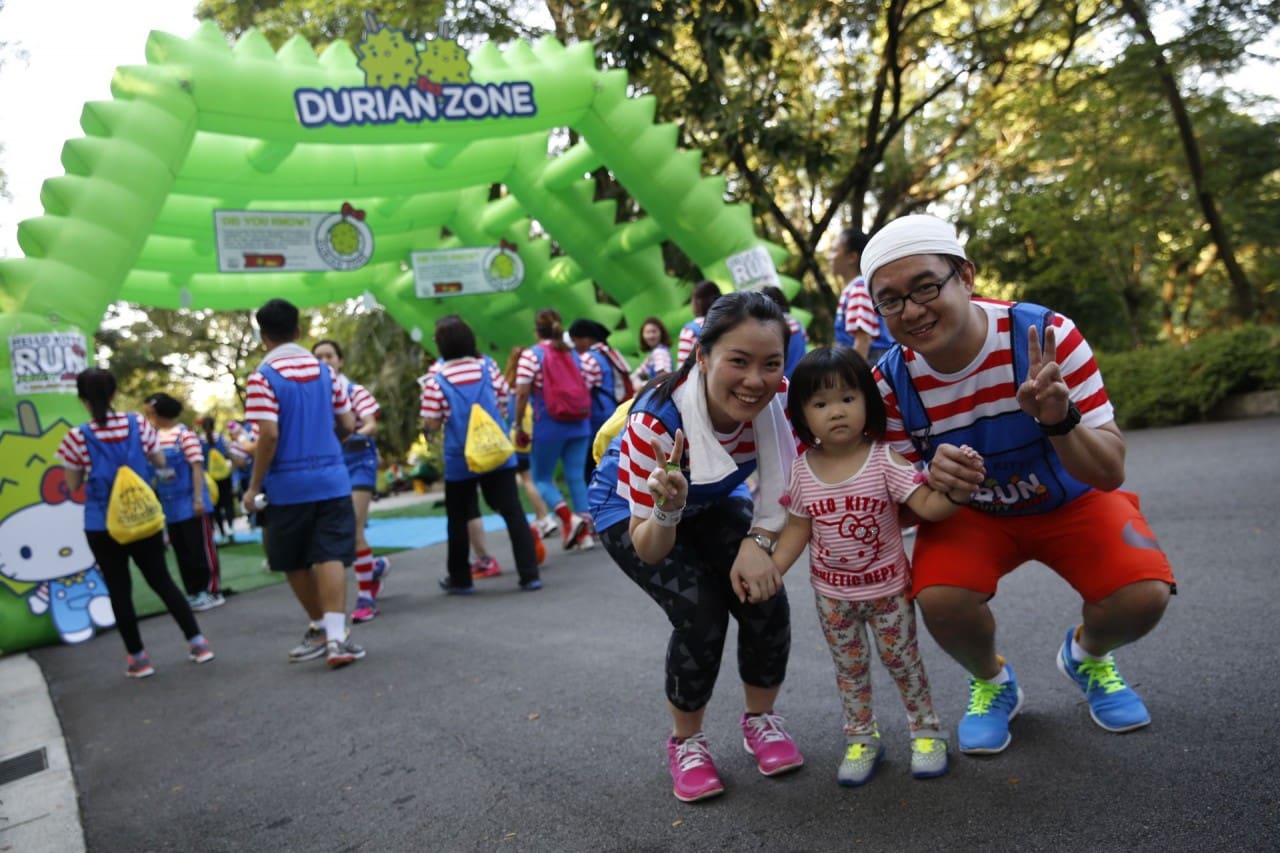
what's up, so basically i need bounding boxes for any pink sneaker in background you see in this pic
[741,712,805,776]
[666,734,725,803]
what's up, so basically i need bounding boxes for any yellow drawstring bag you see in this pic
[205,472,219,505]
[465,404,515,473]
[207,447,232,479]
[106,466,166,544]
[592,396,637,464]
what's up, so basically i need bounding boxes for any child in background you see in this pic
[770,347,984,786]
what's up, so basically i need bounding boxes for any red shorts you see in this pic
[911,489,1176,604]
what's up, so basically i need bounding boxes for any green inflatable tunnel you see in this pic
[0,19,804,653]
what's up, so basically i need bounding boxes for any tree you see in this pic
[316,304,437,464]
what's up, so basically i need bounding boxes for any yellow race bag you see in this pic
[592,396,637,464]
[106,465,166,544]
[207,447,232,479]
[465,404,515,473]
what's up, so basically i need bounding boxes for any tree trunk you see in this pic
[1119,0,1255,321]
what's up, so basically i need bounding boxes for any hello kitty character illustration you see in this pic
[812,512,885,574]
[0,467,115,644]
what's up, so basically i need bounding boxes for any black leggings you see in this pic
[167,515,219,596]
[600,498,791,712]
[85,530,201,655]
[444,468,539,585]
[211,476,236,535]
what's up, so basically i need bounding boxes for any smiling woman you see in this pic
[585,290,808,804]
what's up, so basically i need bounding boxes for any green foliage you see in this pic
[1097,325,1280,428]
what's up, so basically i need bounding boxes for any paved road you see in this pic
[31,418,1280,852]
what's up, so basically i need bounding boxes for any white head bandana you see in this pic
[860,214,968,293]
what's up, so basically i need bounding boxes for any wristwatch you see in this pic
[748,533,777,555]
[1038,401,1081,436]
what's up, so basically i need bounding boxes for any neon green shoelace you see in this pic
[913,738,942,754]
[844,743,875,762]
[1075,656,1128,694]
[966,679,1005,715]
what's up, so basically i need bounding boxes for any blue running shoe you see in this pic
[437,577,477,596]
[957,662,1024,754]
[1056,627,1150,732]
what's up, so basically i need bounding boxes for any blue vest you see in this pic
[79,414,152,532]
[436,356,516,482]
[588,386,754,532]
[784,316,806,379]
[877,301,1091,517]
[584,349,617,434]
[531,345,591,442]
[153,425,211,523]
[259,360,351,505]
[834,277,894,353]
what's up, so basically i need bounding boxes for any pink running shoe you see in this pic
[741,712,805,776]
[351,597,379,624]
[470,556,502,579]
[666,734,725,803]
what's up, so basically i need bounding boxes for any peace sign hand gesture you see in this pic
[646,429,687,512]
[1016,324,1071,425]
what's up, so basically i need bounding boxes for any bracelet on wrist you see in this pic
[944,491,970,506]
[651,504,683,527]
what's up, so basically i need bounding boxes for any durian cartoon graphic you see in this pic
[488,252,515,280]
[354,12,422,87]
[328,202,366,257]
[355,13,472,95]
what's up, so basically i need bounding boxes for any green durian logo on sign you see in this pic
[295,13,537,128]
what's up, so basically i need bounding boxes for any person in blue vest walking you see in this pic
[144,392,224,612]
[243,299,363,669]
[862,214,1176,755]
[569,317,633,485]
[56,369,213,678]
[421,315,542,594]
[514,308,598,551]
[589,290,804,804]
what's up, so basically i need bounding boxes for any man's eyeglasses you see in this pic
[873,267,959,317]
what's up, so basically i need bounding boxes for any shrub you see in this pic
[1096,325,1280,429]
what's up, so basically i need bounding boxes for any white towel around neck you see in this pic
[672,362,795,534]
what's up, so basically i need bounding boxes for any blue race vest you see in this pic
[877,301,1091,517]
[435,356,516,482]
[79,414,152,532]
[153,425,211,523]
[588,386,754,532]
[259,360,351,505]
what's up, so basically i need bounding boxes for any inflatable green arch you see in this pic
[0,19,805,653]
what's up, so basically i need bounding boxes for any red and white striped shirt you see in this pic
[157,425,204,465]
[419,357,511,422]
[341,377,381,428]
[515,344,602,390]
[612,376,795,518]
[786,443,918,601]
[875,299,1113,463]
[245,345,350,423]
[56,412,158,471]
[841,278,880,339]
[676,320,702,366]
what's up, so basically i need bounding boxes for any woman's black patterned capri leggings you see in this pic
[599,497,791,712]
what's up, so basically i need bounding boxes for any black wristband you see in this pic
[1038,401,1081,436]
[944,491,969,506]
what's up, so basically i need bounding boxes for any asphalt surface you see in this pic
[30,417,1280,852]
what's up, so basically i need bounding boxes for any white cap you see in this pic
[861,214,967,290]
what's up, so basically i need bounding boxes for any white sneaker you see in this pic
[534,515,559,539]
